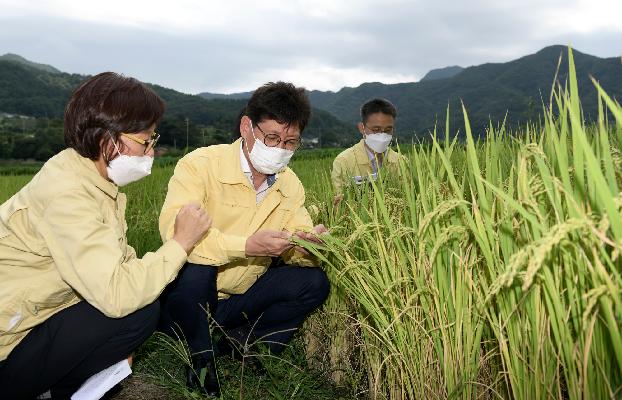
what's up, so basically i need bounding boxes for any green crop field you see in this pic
[2,51,622,399]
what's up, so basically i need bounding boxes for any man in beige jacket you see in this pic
[331,98,404,197]
[158,82,330,396]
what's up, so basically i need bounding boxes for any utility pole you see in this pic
[185,117,189,152]
[202,128,205,146]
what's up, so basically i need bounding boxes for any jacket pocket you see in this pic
[25,287,75,317]
[269,202,293,231]
[210,200,251,229]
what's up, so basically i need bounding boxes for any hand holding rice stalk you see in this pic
[289,224,330,254]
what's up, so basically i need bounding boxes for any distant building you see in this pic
[302,136,320,148]
[0,112,31,120]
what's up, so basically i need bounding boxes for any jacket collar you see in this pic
[217,139,294,197]
[65,148,119,199]
[354,139,372,166]
[218,139,249,186]
[354,138,400,165]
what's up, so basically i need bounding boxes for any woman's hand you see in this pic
[172,203,212,254]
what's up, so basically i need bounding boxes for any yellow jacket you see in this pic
[0,149,187,361]
[159,139,316,298]
[331,139,404,194]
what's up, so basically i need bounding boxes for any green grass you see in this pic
[133,333,348,400]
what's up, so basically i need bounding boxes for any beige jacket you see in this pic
[159,139,316,299]
[331,139,404,194]
[0,149,187,361]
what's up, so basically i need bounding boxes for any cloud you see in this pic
[0,0,620,93]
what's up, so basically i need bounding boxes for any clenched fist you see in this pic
[172,203,212,254]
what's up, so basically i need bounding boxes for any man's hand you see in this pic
[245,229,294,257]
[294,224,328,244]
[291,224,329,255]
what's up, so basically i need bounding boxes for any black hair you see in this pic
[64,72,165,160]
[245,82,311,133]
[360,98,397,123]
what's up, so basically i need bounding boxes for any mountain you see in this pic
[193,46,621,139]
[420,65,464,81]
[202,65,466,99]
[0,58,84,117]
[198,91,254,100]
[2,45,621,155]
[0,53,61,74]
[307,45,622,137]
[0,58,356,154]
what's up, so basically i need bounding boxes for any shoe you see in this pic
[240,354,267,375]
[186,354,221,398]
[215,336,267,375]
[216,324,255,357]
[215,335,242,359]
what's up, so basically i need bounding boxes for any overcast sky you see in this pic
[1,0,621,94]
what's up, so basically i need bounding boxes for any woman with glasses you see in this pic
[0,72,212,399]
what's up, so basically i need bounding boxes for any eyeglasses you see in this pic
[120,132,160,154]
[363,125,394,135]
[253,123,302,151]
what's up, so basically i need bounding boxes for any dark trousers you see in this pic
[0,300,159,400]
[158,262,330,358]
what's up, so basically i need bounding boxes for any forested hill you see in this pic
[0,57,356,160]
[2,45,620,160]
[202,46,622,138]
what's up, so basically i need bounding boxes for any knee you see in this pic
[160,264,219,329]
[183,262,218,283]
[169,263,218,297]
[304,268,330,305]
[128,300,160,342]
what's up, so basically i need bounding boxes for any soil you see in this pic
[108,374,184,400]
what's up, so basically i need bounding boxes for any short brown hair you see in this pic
[64,72,165,160]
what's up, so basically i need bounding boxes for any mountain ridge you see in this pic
[0,53,62,74]
[0,60,356,159]
[307,45,622,134]
[196,45,621,136]
[2,45,621,145]
[420,65,464,81]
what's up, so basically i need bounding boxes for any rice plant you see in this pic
[300,48,622,399]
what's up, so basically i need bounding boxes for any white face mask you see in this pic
[364,132,393,154]
[106,135,154,186]
[246,124,294,175]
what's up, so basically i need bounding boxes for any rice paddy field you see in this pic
[2,51,622,399]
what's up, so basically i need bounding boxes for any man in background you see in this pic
[331,98,403,198]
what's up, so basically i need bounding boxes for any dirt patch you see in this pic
[109,373,184,400]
